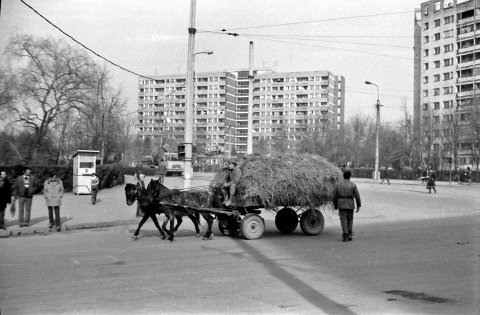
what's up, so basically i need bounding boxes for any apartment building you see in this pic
[414,0,480,169]
[137,70,345,156]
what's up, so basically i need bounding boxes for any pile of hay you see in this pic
[210,154,342,209]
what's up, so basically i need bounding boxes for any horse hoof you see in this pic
[196,234,201,238]
[131,236,138,241]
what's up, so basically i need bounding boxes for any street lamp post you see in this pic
[365,81,382,181]
[184,47,213,188]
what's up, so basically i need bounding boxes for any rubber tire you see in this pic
[218,215,239,236]
[240,214,265,240]
[300,209,325,236]
[275,207,298,233]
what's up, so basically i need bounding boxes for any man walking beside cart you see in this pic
[333,170,361,242]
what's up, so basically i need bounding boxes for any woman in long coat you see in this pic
[43,173,64,231]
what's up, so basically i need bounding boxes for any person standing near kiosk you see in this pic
[90,173,99,205]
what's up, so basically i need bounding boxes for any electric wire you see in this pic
[219,10,414,31]
[19,0,158,81]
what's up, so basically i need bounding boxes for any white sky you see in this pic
[0,0,425,122]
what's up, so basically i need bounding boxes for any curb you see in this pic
[0,219,139,239]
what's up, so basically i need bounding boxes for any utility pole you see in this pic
[184,0,196,188]
[365,81,382,181]
[247,41,254,154]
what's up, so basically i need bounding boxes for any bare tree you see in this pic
[5,35,95,163]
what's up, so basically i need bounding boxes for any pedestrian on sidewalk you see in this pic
[380,166,390,185]
[333,170,362,242]
[158,160,166,183]
[12,167,36,227]
[135,173,146,218]
[427,171,436,194]
[0,170,13,230]
[43,172,64,231]
[454,167,460,184]
[90,173,99,204]
[466,167,472,185]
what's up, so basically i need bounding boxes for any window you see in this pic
[443,86,453,94]
[434,60,441,68]
[434,102,440,109]
[434,88,440,96]
[433,1,440,13]
[424,36,430,44]
[424,63,429,70]
[434,19,441,27]
[433,74,440,82]
[444,44,454,52]
[423,90,429,97]
[433,47,440,55]
[423,103,429,111]
[443,100,451,108]
[423,76,429,84]
[443,72,453,80]
[444,29,454,38]
[444,15,454,24]
[424,22,430,30]
[434,116,440,123]
[433,144,440,151]
[444,58,453,66]
[424,5,429,16]
[424,49,429,57]
[434,33,441,41]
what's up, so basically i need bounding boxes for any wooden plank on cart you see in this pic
[158,202,240,216]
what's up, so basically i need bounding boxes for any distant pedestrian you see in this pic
[427,171,436,194]
[466,167,472,185]
[43,172,64,231]
[380,166,390,185]
[333,170,362,242]
[421,169,428,183]
[12,167,36,227]
[90,173,99,205]
[158,160,167,183]
[136,173,146,217]
[454,167,460,183]
[0,170,13,230]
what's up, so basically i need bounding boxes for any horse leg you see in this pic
[173,214,183,234]
[201,213,215,240]
[168,212,175,242]
[132,213,149,239]
[150,213,166,239]
[187,213,201,237]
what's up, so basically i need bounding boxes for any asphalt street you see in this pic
[0,178,479,314]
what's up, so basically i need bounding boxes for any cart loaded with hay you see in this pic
[208,154,342,240]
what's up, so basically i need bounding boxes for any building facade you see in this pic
[137,69,345,156]
[414,0,480,169]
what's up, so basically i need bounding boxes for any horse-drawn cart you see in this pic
[158,194,327,240]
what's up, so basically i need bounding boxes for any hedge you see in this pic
[350,167,478,182]
[0,164,126,194]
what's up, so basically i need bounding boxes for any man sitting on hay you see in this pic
[222,160,242,207]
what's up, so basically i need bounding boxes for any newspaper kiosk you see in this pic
[72,150,99,195]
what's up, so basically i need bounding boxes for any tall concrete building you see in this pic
[414,0,479,169]
[137,70,345,156]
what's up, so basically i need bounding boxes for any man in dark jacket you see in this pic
[0,171,12,230]
[222,160,242,207]
[333,170,361,242]
[12,167,36,227]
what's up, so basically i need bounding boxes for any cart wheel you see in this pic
[240,214,265,240]
[218,215,239,236]
[300,209,324,236]
[275,207,298,233]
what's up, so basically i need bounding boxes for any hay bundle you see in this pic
[210,154,342,209]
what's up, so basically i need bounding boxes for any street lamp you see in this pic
[184,47,213,188]
[365,80,382,181]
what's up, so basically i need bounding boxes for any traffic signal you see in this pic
[178,144,185,161]
[448,157,452,164]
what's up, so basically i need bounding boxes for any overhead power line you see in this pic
[19,0,157,81]
[220,10,413,31]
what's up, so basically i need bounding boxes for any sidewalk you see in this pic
[0,173,215,238]
[1,173,477,238]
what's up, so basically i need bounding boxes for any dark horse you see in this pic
[147,179,224,241]
[124,182,202,241]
